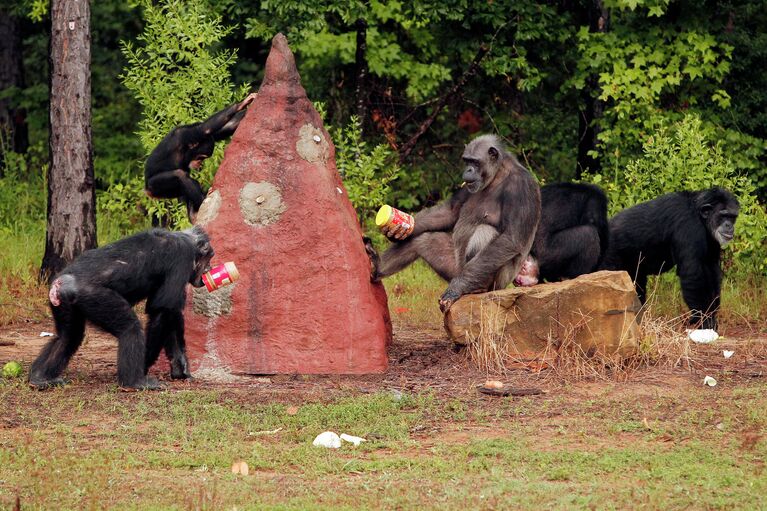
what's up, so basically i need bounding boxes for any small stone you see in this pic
[256,195,265,204]
[313,135,321,143]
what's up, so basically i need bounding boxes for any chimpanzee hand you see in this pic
[381,223,410,241]
[439,287,462,313]
[363,236,381,281]
[170,354,192,380]
[238,92,258,111]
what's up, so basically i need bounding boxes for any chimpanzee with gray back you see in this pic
[368,134,541,311]
[29,227,214,390]
[600,187,739,329]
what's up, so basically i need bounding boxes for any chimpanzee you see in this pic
[514,182,608,286]
[29,226,214,390]
[367,134,541,311]
[144,92,257,220]
[600,187,739,330]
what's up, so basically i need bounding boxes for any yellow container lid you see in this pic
[375,205,393,227]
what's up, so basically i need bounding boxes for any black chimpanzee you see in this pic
[600,187,739,330]
[514,182,609,286]
[144,92,257,220]
[29,227,214,390]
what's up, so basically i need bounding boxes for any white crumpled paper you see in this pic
[688,329,719,344]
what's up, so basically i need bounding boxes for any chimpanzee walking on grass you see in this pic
[144,92,257,221]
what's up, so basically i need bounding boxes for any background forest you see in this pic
[0,0,765,321]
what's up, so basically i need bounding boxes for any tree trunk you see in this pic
[354,18,368,135]
[41,0,96,282]
[0,10,28,171]
[576,0,609,179]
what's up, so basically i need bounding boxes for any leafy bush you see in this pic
[111,0,248,228]
[333,116,400,228]
[586,114,767,272]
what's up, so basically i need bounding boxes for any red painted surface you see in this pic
[180,34,391,375]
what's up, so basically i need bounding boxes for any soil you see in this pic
[1,319,765,406]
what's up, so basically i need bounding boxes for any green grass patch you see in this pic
[1,381,766,509]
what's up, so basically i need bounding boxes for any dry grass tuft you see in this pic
[463,287,699,382]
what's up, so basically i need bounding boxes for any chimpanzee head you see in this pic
[185,226,214,287]
[185,137,215,170]
[697,187,740,247]
[461,134,508,194]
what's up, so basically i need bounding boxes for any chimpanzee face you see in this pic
[702,200,739,247]
[188,226,214,287]
[461,138,501,194]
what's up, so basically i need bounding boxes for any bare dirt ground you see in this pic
[1,318,766,406]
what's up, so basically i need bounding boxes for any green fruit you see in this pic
[2,361,23,379]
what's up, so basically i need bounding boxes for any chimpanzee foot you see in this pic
[119,376,166,392]
[28,376,70,390]
[363,236,381,282]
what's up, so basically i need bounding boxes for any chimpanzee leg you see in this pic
[146,309,190,379]
[146,170,206,213]
[29,304,86,389]
[377,232,459,281]
[78,287,160,389]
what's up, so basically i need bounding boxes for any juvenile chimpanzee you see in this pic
[368,134,541,311]
[514,182,608,286]
[144,92,257,220]
[29,227,214,390]
[600,187,739,330]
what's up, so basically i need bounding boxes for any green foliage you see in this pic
[115,0,248,228]
[587,115,767,271]
[334,116,400,226]
[571,5,734,171]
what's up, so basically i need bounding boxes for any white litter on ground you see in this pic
[723,350,735,359]
[688,329,719,344]
[340,433,367,446]
[312,431,342,448]
[703,376,718,387]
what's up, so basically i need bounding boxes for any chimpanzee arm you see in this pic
[146,258,193,313]
[409,189,468,238]
[197,92,257,139]
[674,242,722,329]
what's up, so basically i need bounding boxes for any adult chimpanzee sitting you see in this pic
[145,92,257,221]
[29,227,215,390]
[514,182,608,286]
[600,187,739,330]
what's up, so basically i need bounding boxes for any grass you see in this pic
[1,380,766,509]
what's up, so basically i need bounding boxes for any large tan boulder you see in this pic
[181,34,391,376]
[444,271,641,359]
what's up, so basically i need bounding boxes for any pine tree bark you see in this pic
[354,18,368,135]
[40,0,96,282]
[576,0,609,179]
[0,10,28,169]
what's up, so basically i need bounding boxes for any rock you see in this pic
[181,33,391,376]
[445,270,641,358]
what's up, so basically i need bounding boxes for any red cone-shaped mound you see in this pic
[182,33,391,375]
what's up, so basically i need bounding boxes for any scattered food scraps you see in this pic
[723,350,735,359]
[39,332,54,337]
[2,361,23,379]
[703,376,717,387]
[231,460,249,475]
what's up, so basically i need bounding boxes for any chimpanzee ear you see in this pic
[700,204,713,219]
[488,146,499,161]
